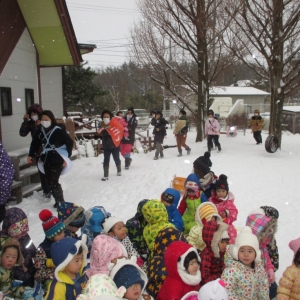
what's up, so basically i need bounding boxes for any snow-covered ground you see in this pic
[13,127,300,282]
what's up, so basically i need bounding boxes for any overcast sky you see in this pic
[66,0,141,70]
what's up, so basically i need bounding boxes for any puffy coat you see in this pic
[248,110,264,132]
[122,113,137,145]
[277,263,300,300]
[221,251,269,300]
[152,117,168,144]
[205,118,220,136]
[157,241,201,300]
[146,228,187,298]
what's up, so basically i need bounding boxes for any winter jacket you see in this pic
[0,266,24,299]
[205,118,220,136]
[0,142,14,205]
[114,235,140,260]
[209,191,238,243]
[200,172,217,199]
[200,220,228,286]
[126,200,149,256]
[1,207,36,287]
[156,241,201,300]
[248,111,264,132]
[152,117,168,144]
[221,251,269,300]
[142,200,175,256]
[146,228,187,298]
[277,263,300,300]
[122,114,137,145]
[29,125,73,165]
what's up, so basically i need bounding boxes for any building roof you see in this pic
[283,106,300,112]
[209,86,270,96]
[79,43,97,55]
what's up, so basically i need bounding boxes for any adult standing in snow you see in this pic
[19,103,51,200]
[152,111,168,160]
[173,110,191,157]
[122,107,137,170]
[249,109,264,144]
[0,142,14,223]
[205,111,221,152]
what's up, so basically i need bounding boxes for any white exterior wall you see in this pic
[0,29,38,151]
[40,67,63,119]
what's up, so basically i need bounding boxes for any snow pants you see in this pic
[253,130,262,144]
[44,163,64,204]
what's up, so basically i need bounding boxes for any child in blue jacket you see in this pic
[161,188,184,232]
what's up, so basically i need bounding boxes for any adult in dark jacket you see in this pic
[28,110,73,208]
[0,142,14,223]
[19,103,51,198]
[122,107,138,169]
[1,207,37,287]
[152,111,168,160]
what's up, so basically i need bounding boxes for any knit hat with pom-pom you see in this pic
[215,174,229,192]
[39,209,65,239]
[193,152,212,174]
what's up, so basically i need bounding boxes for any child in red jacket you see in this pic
[156,241,201,300]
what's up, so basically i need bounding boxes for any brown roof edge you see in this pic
[54,0,82,65]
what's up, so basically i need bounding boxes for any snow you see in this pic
[283,106,300,112]
[210,86,270,96]
[11,128,300,283]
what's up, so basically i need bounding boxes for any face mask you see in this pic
[127,115,132,121]
[254,113,258,116]
[41,121,51,128]
[31,115,39,122]
[208,117,213,121]
[152,114,156,117]
[103,118,110,125]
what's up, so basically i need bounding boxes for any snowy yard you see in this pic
[14,127,300,282]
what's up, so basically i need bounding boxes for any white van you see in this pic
[113,109,149,129]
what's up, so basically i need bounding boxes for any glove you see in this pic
[267,269,275,284]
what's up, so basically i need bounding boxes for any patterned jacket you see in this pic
[0,266,24,299]
[277,263,300,300]
[221,251,269,300]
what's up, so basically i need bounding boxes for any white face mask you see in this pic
[208,117,213,121]
[103,118,110,125]
[31,115,39,122]
[254,113,258,116]
[127,115,132,121]
[41,121,51,128]
[152,114,156,117]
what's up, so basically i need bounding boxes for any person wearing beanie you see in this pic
[248,109,264,144]
[221,226,269,299]
[156,241,201,300]
[187,202,222,252]
[178,173,208,234]
[205,110,221,152]
[200,219,229,286]
[277,237,300,300]
[58,201,85,239]
[103,216,142,266]
[45,236,88,300]
[193,152,217,198]
[209,174,238,244]
[33,209,66,288]
[173,110,191,157]
[110,256,152,300]
[0,238,25,299]
[152,111,168,160]
[161,188,184,232]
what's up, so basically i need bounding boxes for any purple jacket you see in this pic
[0,142,14,205]
[205,118,220,136]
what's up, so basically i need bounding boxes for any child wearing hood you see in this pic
[161,188,184,232]
[110,257,153,300]
[178,174,208,234]
[209,174,238,244]
[1,207,36,287]
[221,226,269,299]
[156,241,201,300]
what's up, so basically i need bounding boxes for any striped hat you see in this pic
[39,209,65,239]
[196,202,222,225]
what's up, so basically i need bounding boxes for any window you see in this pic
[25,89,34,110]
[0,87,12,116]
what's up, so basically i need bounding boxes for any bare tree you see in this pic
[225,0,300,147]
[131,0,236,141]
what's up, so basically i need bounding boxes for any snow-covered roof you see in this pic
[209,86,270,96]
[283,106,300,112]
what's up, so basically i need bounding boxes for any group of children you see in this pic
[0,152,299,300]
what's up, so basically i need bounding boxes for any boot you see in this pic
[186,147,191,155]
[177,150,182,157]
[117,164,121,176]
[125,157,132,170]
[153,155,159,160]
[102,165,109,181]
[160,151,164,158]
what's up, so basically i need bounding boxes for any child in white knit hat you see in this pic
[221,226,269,300]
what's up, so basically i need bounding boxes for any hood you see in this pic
[0,237,24,266]
[185,173,201,189]
[202,220,229,258]
[162,188,181,211]
[254,109,260,114]
[153,227,186,256]
[142,200,168,225]
[27,103,43,115]
[83,206,111,234]
[260,206,279,219]
[135,199,149,219]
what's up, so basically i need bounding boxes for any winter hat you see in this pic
[162,188,181,205]
[196,202,222,225]
[230,226,261,262]
[27,103,43,115]
[103,217,124,234]
[289,237,300,256]
[215,174,229,192]
[221,230,229,240]
[198,278,228,300]
[77,274,126,300]
[86,207,108,233]
[1,238,24,266]
[50,235,88,281]
[39,209,65,239]
[260,206,279,219]
[193,152,212,174]
[181,291,198,300]
[246,213,273,241]
[57,202,85,227]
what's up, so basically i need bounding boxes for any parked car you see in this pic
[113,109,150,129]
